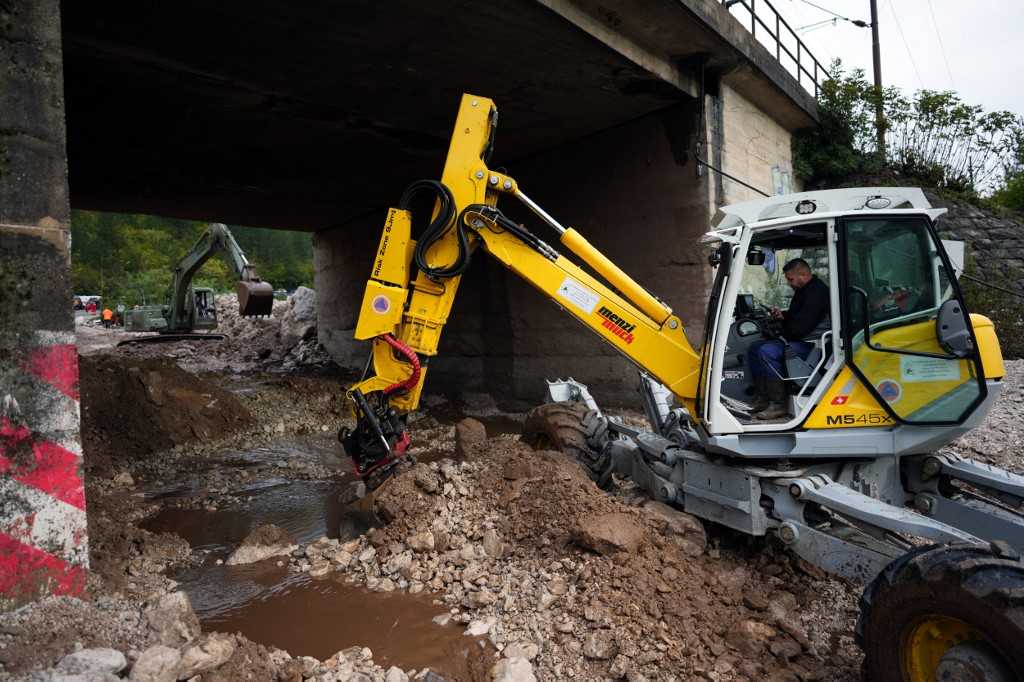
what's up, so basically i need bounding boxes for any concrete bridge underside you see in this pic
[54,0,817,405]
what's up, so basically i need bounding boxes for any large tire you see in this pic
[521,402,611,488]
[857,541,1024,682]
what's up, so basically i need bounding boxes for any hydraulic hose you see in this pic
[380,333,422,396]
[400,180,472,279]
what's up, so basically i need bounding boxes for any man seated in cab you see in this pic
[748,258,830,420]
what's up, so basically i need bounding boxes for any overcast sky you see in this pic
[753,0,1024,117]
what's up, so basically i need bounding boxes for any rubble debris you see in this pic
[31,331,1024,682]
[225,523,299,566]
[571,511,647,555]
[455,417,487,459]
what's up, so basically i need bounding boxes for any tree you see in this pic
[795,62,1023,198]
[70,212,314,306]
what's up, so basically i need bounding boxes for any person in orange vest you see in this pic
[101,307,114,329]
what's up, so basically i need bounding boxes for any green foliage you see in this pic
[960,257,1024,360]
[991,123,1024,211]
[991,172,1024,212]
[795,62,1023,197]
[70,211,313,307]
[793,62,879,187]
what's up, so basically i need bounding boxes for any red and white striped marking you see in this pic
[0,332,87,601]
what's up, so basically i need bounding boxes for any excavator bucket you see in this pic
[236,280,274,317]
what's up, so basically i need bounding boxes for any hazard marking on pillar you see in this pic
[1,331,87,603]
[22,344,80,401]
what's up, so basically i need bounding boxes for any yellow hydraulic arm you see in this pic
[341,94,702,482]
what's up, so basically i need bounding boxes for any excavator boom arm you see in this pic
[167,223,273,329]
[342,94,702,480]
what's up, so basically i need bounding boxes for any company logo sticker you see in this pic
[372,295,391,314]
[876,379,902,404]
[830,395,849,405]
[597,306,636,345]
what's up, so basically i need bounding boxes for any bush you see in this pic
[795,62,1023,198]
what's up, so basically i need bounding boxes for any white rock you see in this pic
[408,531,435,553]
[280,286,318,348]
[432,613,452,626]
[482,529,504,558]
[385,666,409,682]
[358,547,377,563]
[179,633,236,677]
[130,645,181,681]
[56,648,127,675]
[502,642,539,661]
[491,657,537,682]
[145,592,200,647]
[465,617,496,636]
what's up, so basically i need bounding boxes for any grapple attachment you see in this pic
[236,280,274,317]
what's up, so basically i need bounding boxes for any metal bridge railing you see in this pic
[721,0,829,98]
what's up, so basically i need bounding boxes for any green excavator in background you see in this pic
[120,223,273,345]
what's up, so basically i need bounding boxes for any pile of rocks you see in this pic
[213,286,333,371]
[279,431,859,681]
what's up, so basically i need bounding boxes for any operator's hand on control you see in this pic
[770,306,784,320]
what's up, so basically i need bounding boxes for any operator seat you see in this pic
[783,317,832,391]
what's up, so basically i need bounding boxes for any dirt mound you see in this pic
[317,439,859,680]
[80,354,254,463]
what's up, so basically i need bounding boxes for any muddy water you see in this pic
[204,573,491,677]
[142,436,490,678]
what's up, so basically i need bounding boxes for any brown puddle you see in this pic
[141,436,494,680]
[204,574,494,680]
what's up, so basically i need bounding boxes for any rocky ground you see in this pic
[3,308,1022,680]
[76,288,332,374]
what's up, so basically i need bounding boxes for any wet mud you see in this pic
[204,574,491,677]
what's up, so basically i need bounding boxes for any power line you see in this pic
[925,0,957,89]
[797,17,838,33]
[884,0,924,89]
[795,0,870,27]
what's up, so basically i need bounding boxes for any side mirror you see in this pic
[746,249,766,266]
[936,299,974,358]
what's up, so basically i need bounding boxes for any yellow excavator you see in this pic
[340,94,1024,681]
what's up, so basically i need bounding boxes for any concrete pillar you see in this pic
[315,102,710,407]
[0,0,87,610]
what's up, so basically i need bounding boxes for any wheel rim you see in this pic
[902,615,994,681]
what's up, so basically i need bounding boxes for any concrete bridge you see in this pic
[1,0,818,603]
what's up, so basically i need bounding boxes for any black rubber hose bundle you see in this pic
[399,180,472,280]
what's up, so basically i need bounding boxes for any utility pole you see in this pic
[869,0,886,159]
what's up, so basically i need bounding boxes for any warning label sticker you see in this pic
[556,277,600,315]
[900,356,961,382]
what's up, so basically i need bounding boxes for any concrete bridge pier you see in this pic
[315,100,712,407]
[0,0,87,609]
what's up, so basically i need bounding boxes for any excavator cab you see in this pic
[700,189,999,447]
[191,287,219,330]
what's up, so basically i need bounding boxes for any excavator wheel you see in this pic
[237,280,274,317]
[522,402,612,489]
[856,541,1024,682]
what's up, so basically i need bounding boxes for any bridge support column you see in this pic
[0,0,87,610]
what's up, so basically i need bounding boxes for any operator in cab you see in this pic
[748,258,829,420]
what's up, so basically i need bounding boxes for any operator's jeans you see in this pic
[748,339,813,382]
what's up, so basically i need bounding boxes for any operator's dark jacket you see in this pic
[782,276,829,341]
